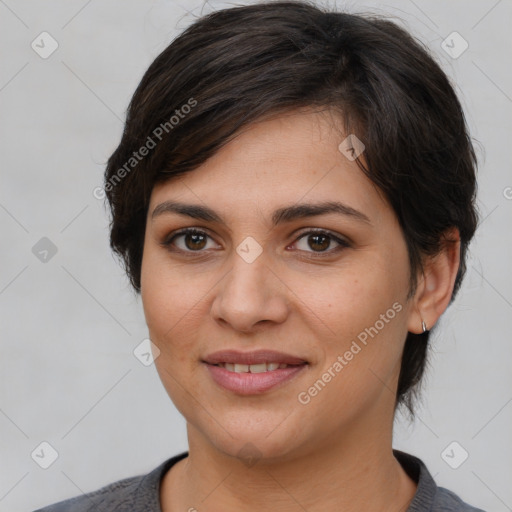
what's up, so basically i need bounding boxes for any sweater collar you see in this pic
[144,449,437,511]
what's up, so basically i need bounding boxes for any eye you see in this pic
[162,228,219,253]
[291,229,350,256]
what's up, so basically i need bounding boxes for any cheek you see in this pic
[305,255,409,389]
[312,266,405,341]
[140,256,203,411]
[141,248,195,356]
[296,282,407,429]
[142,239,194,320]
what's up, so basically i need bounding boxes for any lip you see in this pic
[202,349,307,366]
[202,349,308,395]
[204,363,307,395]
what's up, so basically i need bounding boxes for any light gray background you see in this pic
[1,1,510,511]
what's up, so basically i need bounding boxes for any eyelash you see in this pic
[161,227,350,258]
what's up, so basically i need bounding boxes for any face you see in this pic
[141,109,416,463]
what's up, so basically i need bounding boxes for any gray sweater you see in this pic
[33,450,486,511]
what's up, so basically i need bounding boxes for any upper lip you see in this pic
[203,350,307,366]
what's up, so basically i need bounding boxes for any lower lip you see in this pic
[204,363,307,395]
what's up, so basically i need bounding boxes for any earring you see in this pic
[421,320,427,333]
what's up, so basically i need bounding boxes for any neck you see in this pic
[161,413,417,512]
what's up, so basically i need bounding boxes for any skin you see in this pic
[140,108,460,512]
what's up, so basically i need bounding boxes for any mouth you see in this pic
[211,362,300,373]
[202,350,308,394]
[203,349,307,366]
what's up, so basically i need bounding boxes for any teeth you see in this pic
[249,363,267,373]
[218,362,292,373]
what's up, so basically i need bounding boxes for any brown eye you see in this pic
[162,228,217,253]
[183,232,207,250]
[293,230,350,256]
[307,233,330,252]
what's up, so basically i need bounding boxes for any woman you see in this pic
[36,1,485,510]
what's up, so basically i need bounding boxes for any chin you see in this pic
[195,416,311,466]
[222,439,300,466]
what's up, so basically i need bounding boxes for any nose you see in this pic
[210,250,289,333]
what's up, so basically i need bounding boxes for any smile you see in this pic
[202,350,307,394]
[213,362,295,373]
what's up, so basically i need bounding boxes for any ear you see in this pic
[407,227,461,334]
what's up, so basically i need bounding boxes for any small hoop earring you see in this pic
[421,320,427,333]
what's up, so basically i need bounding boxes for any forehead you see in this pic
[149,110,389,224]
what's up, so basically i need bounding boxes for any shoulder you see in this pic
[33,474,145,512]
[434,486,487,512]
[393,449,487,512]
[32,452,188,512]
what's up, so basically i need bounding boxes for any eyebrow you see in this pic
[151,200,371,226]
